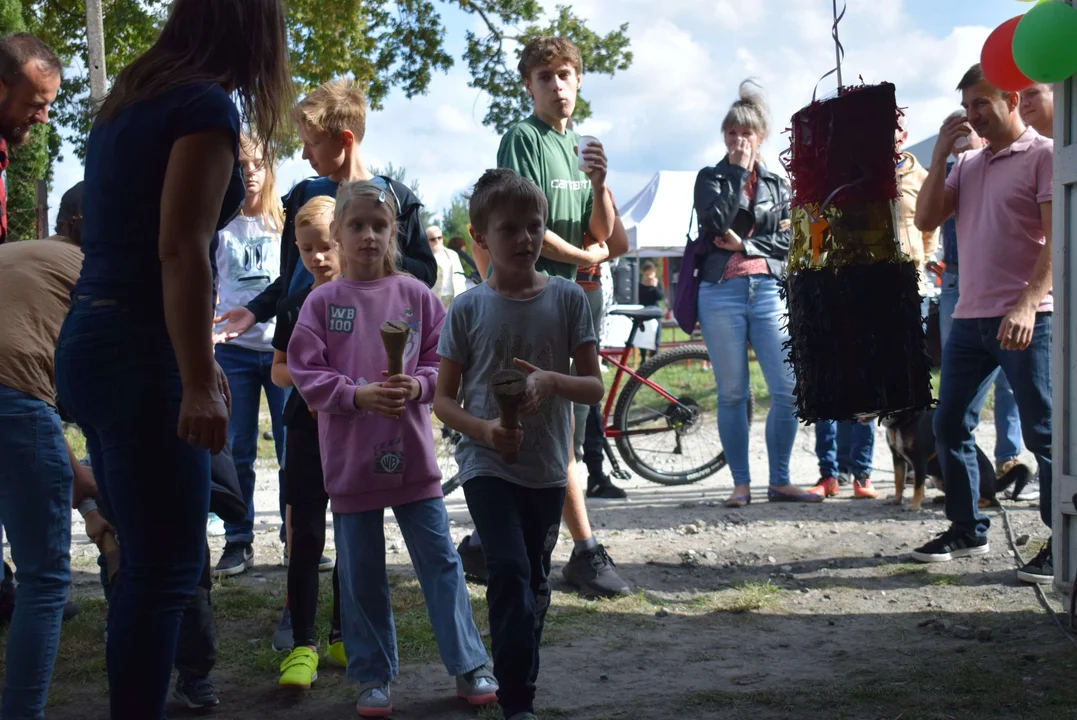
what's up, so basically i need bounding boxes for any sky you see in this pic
[46,0,1035,229]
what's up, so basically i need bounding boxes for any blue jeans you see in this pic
[55,298,210,720]
[0,385,72,719]
[938,271,1023,462]
[463,477,566,717]
[333,497,488,684]
[698,277,798,486]
[815,420,875,477]
[213,343,285,544]
[934,314,1052,539]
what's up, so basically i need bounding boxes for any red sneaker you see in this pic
[853,476,878,499]
[807,476,840,498]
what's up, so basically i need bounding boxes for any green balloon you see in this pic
[1012,1,1077,83]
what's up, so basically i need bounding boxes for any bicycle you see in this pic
[434,305,752,494]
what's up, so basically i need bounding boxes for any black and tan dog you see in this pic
[880,408,1032,511]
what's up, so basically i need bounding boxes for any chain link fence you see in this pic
[5,179,49,241]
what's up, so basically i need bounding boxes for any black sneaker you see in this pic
[173,674,219,709]
[586,475,627,499]
[1017,542,1053,584]
[281,548,335,571]
[272,605,294,652]
[457,535,488,584]
[213,541,254,578]
[562,545,631,598]
[910,526,989,563]
[62,601,80,622]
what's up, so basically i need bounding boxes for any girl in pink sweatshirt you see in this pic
[287,181,495,717]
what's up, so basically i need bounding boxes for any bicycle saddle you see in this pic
[608,304,665,322]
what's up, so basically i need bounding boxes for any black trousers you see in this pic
[463,477,565,717]
[284,423,341,648]
[100,540,216,678]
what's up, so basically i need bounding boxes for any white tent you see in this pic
[619,170,697,257]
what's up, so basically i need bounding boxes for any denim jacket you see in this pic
[693,158,792,283]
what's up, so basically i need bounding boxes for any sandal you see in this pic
[723,493,751,508]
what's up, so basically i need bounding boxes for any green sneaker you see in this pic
[325,638,347,668]
[279,646,318,688]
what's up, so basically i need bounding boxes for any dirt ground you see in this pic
[30,420,1077,719]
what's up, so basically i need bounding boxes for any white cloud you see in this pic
[46,0,1009,227]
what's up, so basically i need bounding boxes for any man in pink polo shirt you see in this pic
[911,63,1053,581]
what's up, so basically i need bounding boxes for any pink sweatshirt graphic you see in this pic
[288,275,447,513]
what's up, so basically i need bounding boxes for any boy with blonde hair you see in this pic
[212,79,438,645]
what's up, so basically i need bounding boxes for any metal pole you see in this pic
[833,0,843,91]
[35,179,48,238]
[85,0,107,110]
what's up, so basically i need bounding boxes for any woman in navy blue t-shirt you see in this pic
[54,1,292,717]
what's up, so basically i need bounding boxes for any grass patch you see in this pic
[681,650,1077,718]
[719,581,783,614]
[931,574,959,586]
[881,563,929,577]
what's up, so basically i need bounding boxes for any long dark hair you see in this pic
[97,0,293,163]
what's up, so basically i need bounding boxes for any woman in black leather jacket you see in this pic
[693,80,819,507]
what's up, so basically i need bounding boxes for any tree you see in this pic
[369,162,435,227]
[21,0,632,157]
[439,193,470,251]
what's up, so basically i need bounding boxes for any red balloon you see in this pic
[981,16,1034,92]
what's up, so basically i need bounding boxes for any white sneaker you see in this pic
[206,513,225,537]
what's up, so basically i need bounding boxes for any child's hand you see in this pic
[83,509,115,547]
[513,358,557,415]
[353,383,407,420]
[482,418,523,455]
[381,372,421,401]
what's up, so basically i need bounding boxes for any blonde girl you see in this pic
[287,180,496,716]
[210,134,288,576]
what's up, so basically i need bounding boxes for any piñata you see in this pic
[781,82,933,422]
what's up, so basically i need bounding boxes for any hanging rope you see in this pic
[812,0,847,102]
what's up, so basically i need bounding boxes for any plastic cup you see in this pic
[947,110,970,150]
[577,135,599,171]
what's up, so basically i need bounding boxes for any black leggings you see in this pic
[285,426,341,648]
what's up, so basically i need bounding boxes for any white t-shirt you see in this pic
[214,214,281,352]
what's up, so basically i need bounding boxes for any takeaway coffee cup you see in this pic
[577,135,599,171]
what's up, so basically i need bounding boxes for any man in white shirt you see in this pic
[427,225,467,307]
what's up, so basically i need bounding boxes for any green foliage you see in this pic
[439,192,470,250]
[23,0,168,159]
[19,0,632,157]
[6,123,51,238]
[0,0,25,33]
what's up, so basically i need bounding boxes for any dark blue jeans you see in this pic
[934,314,1052,539]
[213,343,284,545]
[55,299,210,720]
[814,420,875,477]
[0,385,72,719]
[463,477,565,718]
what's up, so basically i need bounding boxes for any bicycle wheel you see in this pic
[613,344,752,485]
[431,415,463,495]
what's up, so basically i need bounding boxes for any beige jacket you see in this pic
[897,152,937,293]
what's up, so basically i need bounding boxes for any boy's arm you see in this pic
[271,349,292,389]
[286,304,360,415]
[514,341,604,408]
[433,357,494,441]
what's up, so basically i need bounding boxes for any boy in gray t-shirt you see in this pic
[434,169,603,720]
